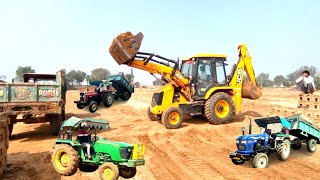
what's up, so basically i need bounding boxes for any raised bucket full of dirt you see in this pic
[242,81,262,99]
[109,32,144,65]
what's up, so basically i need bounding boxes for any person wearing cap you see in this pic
[296,70,316,94]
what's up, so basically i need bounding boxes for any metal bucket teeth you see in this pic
[109,32,144,65]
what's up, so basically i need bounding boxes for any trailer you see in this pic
[107,72,134,101]
[285,114,320,152]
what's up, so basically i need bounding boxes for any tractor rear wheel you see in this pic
[161,107,183,129]
[307,139,317,152]
[49,114,62,136]
[103,92,113,107]
[276,139,291,161]
[119,167,137,179]
[99,162,119,180]
[232,159,245,165]
[253,153,268,168]
[147,106,160,121]
[51,144,79,176]
[89,101,98,113]
[204,92,234,124]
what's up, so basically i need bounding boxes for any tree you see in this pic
[16,66,35,82]
[134,82,140,87]
[256,73,270,87]
[125,73,134,83]
[0,75,6,81]
[273,75,286,86]
[67,70,87,86]
[74,70,87,86]
[90,68,110,81]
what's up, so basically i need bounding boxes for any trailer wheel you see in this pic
[119,167,137,179]
[89,101,98,113]
[161,107,183,129]
[147,106,160,121]
[307,139,317,152]
[276,139,291,161]
[253,153,268,168]
[292,143,301,150]
[204,92,234,125]
[232,159,245,165]
[120,92,131,101]
[99,162,119,180]
[103,92,113,107]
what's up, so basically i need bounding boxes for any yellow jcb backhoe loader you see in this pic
[109,32,262,129]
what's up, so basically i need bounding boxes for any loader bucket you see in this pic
[242,81,262,99]
[109,32,144,65]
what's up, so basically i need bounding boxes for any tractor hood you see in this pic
[236,133,269,141]
[94,138,134,161]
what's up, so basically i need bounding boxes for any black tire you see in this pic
[161,107,183,129]
[253,153,269,168]
[79,164,99,172]
[114,96,119,100]
[99,162,119,180]
[119,167,137,179]
[232,159,245,165]
[204,92,234,125]
[89,101,98,113]
[292,143,302,150]
[276,139,291,161]
[147,106,160,121]
[51,144,79,176]
[307,139,317,152]
[120,92,131,101]
[77,103,85,109]
[103,92,113,107]
[49,114,62,136]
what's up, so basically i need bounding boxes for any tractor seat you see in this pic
[77,134,91,144]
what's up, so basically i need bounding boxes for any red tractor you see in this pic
[74,82,113,113]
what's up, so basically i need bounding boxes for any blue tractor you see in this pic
[229,116,292,168]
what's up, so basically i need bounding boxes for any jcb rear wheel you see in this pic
[99,162,119,180]
[51,144,79,176]
[204,92,234,124]
[147,106,160,121]
[161,107,183,129]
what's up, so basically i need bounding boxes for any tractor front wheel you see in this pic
[204,92,234,125]
[99,162,119,180]
[147,106,160,121]
[232,159,245,165]
[307,139,317,152]
[103,92,113,107]
[253,153,269,168]
[51,144,79,176]
[161,107,183,129]
[89,101,98,113]
[119,167,137,179]
[77,103,85,109]
[276,139,291,161]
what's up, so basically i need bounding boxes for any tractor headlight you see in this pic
[236,140,240,143]
[241,140,247,144]
[120,147,133,159]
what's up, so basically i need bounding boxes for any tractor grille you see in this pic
[80,93,85,102]
[237,144,246,151]
[151,92,163,107]
[120,147,132,159]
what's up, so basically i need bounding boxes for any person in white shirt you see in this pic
[296,70,316,94]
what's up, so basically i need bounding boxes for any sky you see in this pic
[0,0,319,85]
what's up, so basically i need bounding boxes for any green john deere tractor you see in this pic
[50,117,145,180]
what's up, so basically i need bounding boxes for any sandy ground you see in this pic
[2,88,320,180]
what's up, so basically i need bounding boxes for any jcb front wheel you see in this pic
[119,167,137,179]
[204,92,234,124]
[161,107,183,129]
[99,162,119,180]
[51,144,79,176]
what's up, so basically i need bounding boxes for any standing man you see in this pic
[296,70,316,94]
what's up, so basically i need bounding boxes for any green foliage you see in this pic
[15,66,35,82]
[0,75,6,81]
[273,75,286,86]
[133,82,140,87]
[90,68,110,81]
[256,73,270,87]
[67,70,87,86]
[286,65,318,85]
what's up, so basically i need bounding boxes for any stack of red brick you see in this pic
[0,106,9,178]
